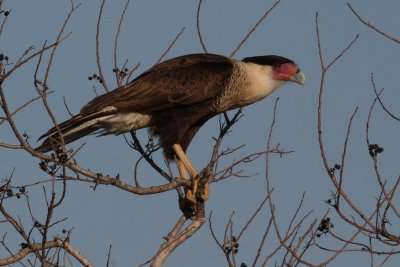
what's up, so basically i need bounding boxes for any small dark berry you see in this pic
[4,55,8,60]
[19,187,26,193]
[234,248,239,254]
[327,199,332,204]
[0,53,3,60]
[326,217,330,222]
[317,233,321,238]
[93,74,97,78]
[4,11,9,16]
[99,79,103,84]
[330,223,334,228]
[62,229,67,234]
[16,193,21,199]
[34,221,41,228]
[112,68,118,73]
[39,161,48,171]
[234,243,239,248]
[88,76,93,80]
[334,164,341,170]
[124,68,128,72]
[376,147,384,153]
[329,168,335,173]
[232,236,237,242]
[7,190,13,197]
[369,144,377,150]
[20,243,28,249]
[369,151,375,157]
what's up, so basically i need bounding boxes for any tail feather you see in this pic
[36,108,115,153]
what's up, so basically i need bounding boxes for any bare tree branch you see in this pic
[230,0,282,57]
[196,0,208,53]
[95,0,110,92]
[347,3,400,44]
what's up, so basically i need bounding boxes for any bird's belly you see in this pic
[102,112,152,134]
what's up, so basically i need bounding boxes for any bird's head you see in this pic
[242,55,305,86]
[271,62,305,86]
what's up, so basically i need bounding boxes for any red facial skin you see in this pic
[272,63,299,81]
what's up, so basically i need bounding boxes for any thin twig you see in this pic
[230,0,282,57]
[237,190,273,240]
[0,92,53,126]
[347,3,400,44]
[106,245,112,267]
[113,0,131,87]
[371,73,400,121]
[155,27,185,65]
[337,108,358,207]
[196,0,207,53]
[96,0,110,92]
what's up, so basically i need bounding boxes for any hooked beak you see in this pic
[291,71,305,86]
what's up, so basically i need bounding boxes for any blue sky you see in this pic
[1,0,400,266]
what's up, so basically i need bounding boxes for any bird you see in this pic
[36,53,305,156]
[36,53,305,211]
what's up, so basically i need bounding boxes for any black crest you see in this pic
[242,55,294,66]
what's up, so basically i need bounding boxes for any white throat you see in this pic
[240,62,285,105]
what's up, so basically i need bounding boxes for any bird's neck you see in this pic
[239,61,285,105]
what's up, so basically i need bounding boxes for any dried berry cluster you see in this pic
[34,220,42,228]
[34,79,49,91]
[39,148,69,174]
[1,10,9,17]
[328,164,341,175]
[0,53,8,61]
[317,217,334,237]
[223,235,239,255]
[88,73,103,83]
[113,67,129,78]
[0,186,26,199]
[368,144,384,157]
[326,198,334,205]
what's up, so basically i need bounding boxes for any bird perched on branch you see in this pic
[36,53,305,214]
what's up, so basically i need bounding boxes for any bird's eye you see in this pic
[296,68,300,73]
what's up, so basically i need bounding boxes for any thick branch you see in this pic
[151,218,205,267]
[0,238,93,267]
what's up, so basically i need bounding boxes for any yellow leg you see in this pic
[175,156,195,205]
[172,144,197,178]
[172,144,210,202]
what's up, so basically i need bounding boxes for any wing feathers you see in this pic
[80,53,233,114]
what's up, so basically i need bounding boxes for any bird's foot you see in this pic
[185,189,196,208]
[179,180,209,219]
[179,190,196,219]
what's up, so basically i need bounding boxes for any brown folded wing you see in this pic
[80,53,234,115]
